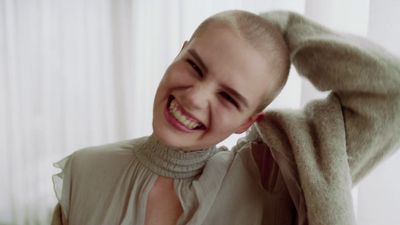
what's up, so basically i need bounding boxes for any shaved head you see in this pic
[190,10,290,112]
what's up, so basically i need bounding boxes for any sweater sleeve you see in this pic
[251,11,400,225]
[260,10,400,186]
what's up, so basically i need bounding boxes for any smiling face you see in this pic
[152,24,274,150]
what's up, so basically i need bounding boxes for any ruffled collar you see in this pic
[134,134,219,179]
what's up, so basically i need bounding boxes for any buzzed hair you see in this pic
[189,10,290,113]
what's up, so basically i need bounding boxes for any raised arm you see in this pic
[262,10,400,183]
[251,11,400,225]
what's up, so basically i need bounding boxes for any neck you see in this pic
[134,134,219,179]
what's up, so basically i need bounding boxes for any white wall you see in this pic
[357,1,400,225]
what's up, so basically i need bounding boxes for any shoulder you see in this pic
[52,136,151,219]
[207,147,234,166]
[203,140,255,176]
[68,136,148,175]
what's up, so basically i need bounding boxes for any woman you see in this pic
[52,10,400,225]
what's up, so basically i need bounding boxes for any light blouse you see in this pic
[52,134,298,225]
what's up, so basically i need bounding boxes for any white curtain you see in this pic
[1,0,399,224]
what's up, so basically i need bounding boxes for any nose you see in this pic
[180,84,212,110]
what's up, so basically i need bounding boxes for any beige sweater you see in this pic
[252,11,400,225]
[51,11,400,225]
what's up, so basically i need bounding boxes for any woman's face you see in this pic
[152,25,271,150]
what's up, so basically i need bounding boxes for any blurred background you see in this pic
[1,0,399,224]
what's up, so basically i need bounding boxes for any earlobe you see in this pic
[234,113,265,134]
[255,113,265,123]
[234,122,252,134]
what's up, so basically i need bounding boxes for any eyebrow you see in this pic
[221,84,249,109]
[188,48,249,109]
[188,49,208,74]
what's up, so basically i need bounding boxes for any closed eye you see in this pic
[220,92,239,109]
[186,59,203,77]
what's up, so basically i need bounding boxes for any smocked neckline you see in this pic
[134,134,219,179]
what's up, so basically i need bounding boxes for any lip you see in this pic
[164,96,204,133]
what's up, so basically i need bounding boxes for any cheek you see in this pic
[163,63,195,86]
[210,106,243,132]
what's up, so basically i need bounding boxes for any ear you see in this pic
[234,112,265,134]
[180,40,189,51]
[175,40,189,58]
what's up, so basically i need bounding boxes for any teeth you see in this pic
[169,99,201,129]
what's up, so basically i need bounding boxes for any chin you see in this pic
[152,121,182,148]
[152,109,199,150]
[152,127,204,151]
[153,129,174,146]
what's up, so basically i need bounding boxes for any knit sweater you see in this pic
[51,11,400,225]
[252,11,400,225]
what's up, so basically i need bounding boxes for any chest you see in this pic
[144,176,183,225]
